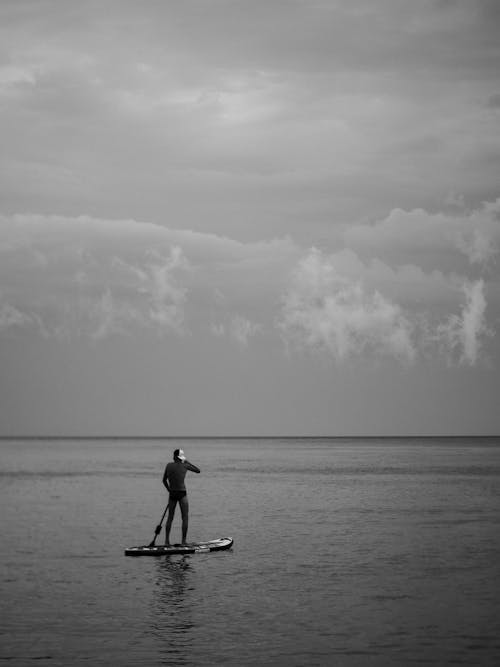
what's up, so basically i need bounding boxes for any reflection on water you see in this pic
[149,557,195,664]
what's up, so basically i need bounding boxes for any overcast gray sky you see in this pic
[1,0,499,435]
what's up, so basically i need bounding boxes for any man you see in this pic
[162,448,200,546]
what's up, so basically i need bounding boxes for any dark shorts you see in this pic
[169,490,187,502]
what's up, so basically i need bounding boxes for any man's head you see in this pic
[173,448,186,462]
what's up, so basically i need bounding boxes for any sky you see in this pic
[1,0,499,436]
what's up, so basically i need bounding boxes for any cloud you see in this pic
[89,289,141,341]
[343,199,500,271]
[0,213,298,273]
[278,248,497,367]
[145,248,189,335]
[455,199,500,266]
[436,280,492,366]
[0,299,33,332]
[74,248,190,340]
[211,314,263,347]
[80,249,189,341]
[230,315,262,347]
[0,212,496,365]
[455,227,497,266]
[1,0,499,239]
[279,248,416,363]
[0,215,194,339]
[0,213,295,340]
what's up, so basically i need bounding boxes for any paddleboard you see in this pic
[124,536,233,557]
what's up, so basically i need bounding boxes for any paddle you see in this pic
[148,503,170,547]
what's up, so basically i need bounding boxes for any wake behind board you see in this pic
[124,537,233,557]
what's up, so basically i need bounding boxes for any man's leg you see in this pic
[179,496,189,544]
[164,499,177,545]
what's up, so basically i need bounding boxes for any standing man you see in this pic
[162,448,200,546]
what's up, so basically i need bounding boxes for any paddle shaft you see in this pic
[149,502,170,546]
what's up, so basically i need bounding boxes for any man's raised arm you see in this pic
[184,461,200,474]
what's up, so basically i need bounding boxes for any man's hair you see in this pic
[173,448,181,459]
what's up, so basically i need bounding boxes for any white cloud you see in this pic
[0,213,496,364]
[455,200,500,266]
[210,314,263,347]
[343,199,500,270]
[146,248,189,335]
[72,249,190,340]
[279,248,497,367]
[0,213,295,341]
[436,280,492,366]
[229,315,262,347]
[0,213,299,273]
[90,289,139,341]
[0,216,196,340]
[0,299,33,331]
[456,228,494,266]
[279,248,416,363]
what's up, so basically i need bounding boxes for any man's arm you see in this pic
[184,461,200,474]
[162,464,170,491]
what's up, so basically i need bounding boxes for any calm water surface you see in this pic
[1,437,500,665]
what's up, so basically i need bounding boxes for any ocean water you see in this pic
[1,437,500,666]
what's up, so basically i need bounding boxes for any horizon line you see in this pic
[1,434,499,440]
